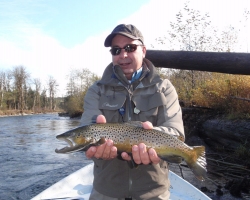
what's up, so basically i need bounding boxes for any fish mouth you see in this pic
[55,137,85,154]
[57,136,74,147]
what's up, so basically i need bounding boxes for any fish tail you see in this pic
[186,146,207,181]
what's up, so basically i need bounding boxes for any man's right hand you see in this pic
[85,115,118,160]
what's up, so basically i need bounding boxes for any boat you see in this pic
[31,162,211,200]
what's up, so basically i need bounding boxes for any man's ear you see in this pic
[142,46,146,58]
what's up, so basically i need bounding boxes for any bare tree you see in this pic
[32,78,41,112]
[242,9,250,52]
[65,68,99,116]
[5,72,13,109]
[157,2,239,102]
[12,66,30,114]
[168,2,212,51]
[41,87,48,110]
[66,68,99,96]
[163,2,213,97]
[213,25,239,52]
[66,69,78,96]
[47,76,58,111]
[0,71,6,108]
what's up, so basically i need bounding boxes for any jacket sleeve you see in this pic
[80,82,103,126]
[156,79,185,141]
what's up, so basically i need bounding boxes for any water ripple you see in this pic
[0,113,90,200]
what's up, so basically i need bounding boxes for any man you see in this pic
[80,24,185,200]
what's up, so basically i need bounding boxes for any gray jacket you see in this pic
[80,58,185,199]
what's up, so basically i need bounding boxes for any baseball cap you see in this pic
[104,24,144,47]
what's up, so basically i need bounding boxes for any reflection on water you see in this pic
[0,113,92,200]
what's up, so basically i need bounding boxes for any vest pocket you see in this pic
[132,92,167,123]
[99,93,126,122]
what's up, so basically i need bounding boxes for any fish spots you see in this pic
[60,122,193,158]
[56,122,207,180]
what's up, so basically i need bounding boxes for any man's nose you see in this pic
[118,49,128,58]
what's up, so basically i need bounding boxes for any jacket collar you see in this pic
[98,58,161,87]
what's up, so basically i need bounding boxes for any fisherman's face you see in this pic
[111,34,146,80]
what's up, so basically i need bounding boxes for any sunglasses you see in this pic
[110,44,144,56]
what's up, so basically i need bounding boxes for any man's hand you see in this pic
[121,121,161,165]
[85,115,117,160]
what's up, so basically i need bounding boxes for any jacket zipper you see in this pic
[128,167,132,198]
[127,84,133,197]
[127,84,133,121]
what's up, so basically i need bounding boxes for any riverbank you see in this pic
[0,109,33,116]
[0,109,63,117]
[183,108,250,199]
[181,135,250,200]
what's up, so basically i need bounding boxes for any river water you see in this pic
[0,113,92,200]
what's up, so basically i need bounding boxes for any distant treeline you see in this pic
[0,66,60,114]
[1,65,250,119]
[0,66,99,116]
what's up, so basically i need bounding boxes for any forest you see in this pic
[0,66,59,115]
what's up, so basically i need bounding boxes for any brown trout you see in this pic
[55,122,207,181]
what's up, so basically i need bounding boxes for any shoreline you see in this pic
[0,110,63,118]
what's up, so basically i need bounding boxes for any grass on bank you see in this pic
[171,73,250,118]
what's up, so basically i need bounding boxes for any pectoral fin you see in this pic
[80,137,106,151]
[96,137,106,145]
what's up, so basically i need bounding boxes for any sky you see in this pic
[0,0,249,96]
